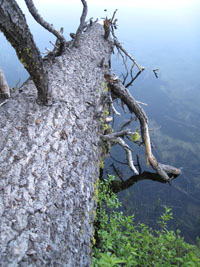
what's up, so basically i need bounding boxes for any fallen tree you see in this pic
[0,1,180,266]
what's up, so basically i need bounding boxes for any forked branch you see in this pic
[101,131,139,175]
[114,40,145,72]
[105,74,181,181]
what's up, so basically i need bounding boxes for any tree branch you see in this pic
[110,171,179,193]
[114,40,145,72]
[105,74,181,181]
[25,0,66,54]
[73,0,88,48]
[0,0,50,104]
[101,132,139,175]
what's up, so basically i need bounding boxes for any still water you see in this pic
[1,1,200,243]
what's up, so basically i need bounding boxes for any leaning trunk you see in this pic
[0,23,111,266]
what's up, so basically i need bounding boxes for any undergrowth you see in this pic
[92,175,200,267]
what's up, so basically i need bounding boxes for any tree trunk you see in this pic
[0,0,49,104]
[0,23,112,266]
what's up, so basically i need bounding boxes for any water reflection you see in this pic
[107,59,200,243]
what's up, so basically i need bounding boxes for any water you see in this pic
[107,2,200,244]
[1,1,200,243]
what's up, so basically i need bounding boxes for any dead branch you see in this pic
[103,19,111,40]
[73,0,88,48]
[118,117,134,131]
[106,75,181,181]
[24,0,66,53]
[125,70,143,88]
[0,68,10,98]
[110,171,179,193]
[101,131,139,175]
[111,9,118,24]
[108,95,121,116]
[114,40,145,72]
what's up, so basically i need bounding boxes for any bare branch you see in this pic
[114,40,145,72]
[101,129,136,140]
[118,117,134,131]
[101,133,139,175]
[110,171,179,193]
[108,95,121,116]
[0,68,10,98]
[73,0,88,48]
[106,75,181,181]
[111,9,118,23]
[125,70,142,88]
[24,0,66,52]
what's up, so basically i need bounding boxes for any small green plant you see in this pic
[130,131,141,142]
[92,175,200,266]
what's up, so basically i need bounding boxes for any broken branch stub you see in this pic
[0,68,10,98]
[104,19,111,40]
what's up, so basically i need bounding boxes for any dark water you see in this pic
[1,1,200,243]
[107,3,200,244]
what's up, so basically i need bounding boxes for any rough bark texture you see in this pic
[0,68,10,98]
[0,23,112,266]
[0,0,49,104]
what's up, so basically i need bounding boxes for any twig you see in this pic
[136,154,142,174]
[111,9,118,23]
[108,95,120,116]
[136,100,147,106]
[125,70,142,88]
[101,133,139,175]
[114,40,145,72]
[110,163,124,182]
[118,117,134,131]
[101,129,135,139]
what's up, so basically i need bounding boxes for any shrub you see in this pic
[92,175,200,267]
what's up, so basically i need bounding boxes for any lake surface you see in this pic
[1,1,200,244]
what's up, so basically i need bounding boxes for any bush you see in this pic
[92,175,200,267]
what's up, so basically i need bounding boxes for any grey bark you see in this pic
[0,0,49,104]
[0,23,112,266]
[0,68,10,98]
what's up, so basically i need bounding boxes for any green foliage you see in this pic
[130,131,141,142]
[92,175,200,266]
